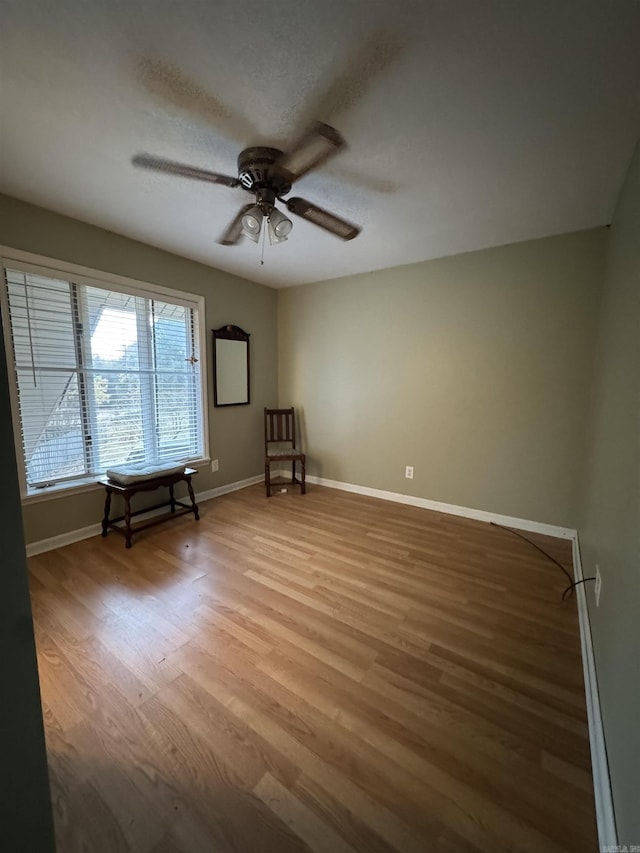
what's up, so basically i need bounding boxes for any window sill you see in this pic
[21,459,211,505]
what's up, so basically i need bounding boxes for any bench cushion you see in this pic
[105,463,186,486]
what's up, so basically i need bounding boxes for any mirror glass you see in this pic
[213,326,250,406]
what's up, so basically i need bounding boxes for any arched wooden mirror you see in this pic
[212,325,250,406]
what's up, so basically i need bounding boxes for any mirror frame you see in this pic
[212,324,251,407]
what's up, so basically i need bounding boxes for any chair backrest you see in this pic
[264,407,297,451]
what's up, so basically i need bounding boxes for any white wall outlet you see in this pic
[211,459,219,472]
[595,564,602,607]
[405,465,414,480]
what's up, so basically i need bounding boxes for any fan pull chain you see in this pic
[260,217,266,265]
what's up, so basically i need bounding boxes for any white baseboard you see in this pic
[192,474,263,505]
[25,474,263,557]
[571,534,617,848]
[302,473,575,539]
[26,522,104,557]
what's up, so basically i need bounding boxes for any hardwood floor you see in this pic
[28,484,597,852]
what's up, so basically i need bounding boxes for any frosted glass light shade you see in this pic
[269,208,293,238]
[241,206,263,241]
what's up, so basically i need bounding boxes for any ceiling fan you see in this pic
[132,121,361,246]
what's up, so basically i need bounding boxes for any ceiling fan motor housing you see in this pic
[237,147,292,208]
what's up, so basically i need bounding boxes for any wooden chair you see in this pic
[264,407,306,497]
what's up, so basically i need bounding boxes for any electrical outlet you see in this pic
[211,459,219,472]
[405,465,414,480]
[595,564,602,607]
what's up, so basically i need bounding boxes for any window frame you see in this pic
[0,247,210,503]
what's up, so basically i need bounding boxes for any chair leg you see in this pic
[291,460,296,483]
[301,457,306,495]
[265,461,271,497]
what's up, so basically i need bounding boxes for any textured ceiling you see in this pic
[1,1,639,288]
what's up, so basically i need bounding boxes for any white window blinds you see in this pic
[3,265,205,492]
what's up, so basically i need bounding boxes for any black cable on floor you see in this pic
[561,576,597,602]
[489,521,596,602]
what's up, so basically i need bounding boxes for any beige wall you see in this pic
[0,193,278,544]
[579,145,640,845]
[278,229,606,527]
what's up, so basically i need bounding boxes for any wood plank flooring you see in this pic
[28,484,597,852]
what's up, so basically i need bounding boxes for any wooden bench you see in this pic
[98,467,199,548]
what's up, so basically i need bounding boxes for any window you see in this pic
[1,258,207,497]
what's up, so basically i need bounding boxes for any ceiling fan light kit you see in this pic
[239,185,293,245]
[240,206,292,246]
[132,121,361,249]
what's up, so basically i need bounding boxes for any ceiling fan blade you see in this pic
[277,122,346,182]
[218,204,255,245]
[291,29,407,133]
[324,164,399,195]
[285,197,360,241]
[132,154,239,188]
[137,58,258,145]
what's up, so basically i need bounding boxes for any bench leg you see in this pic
[101,489,112,536]
[301,457,306,495]
[186,476,199,520]
[124,494,132,548]
[169,484,176,513]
